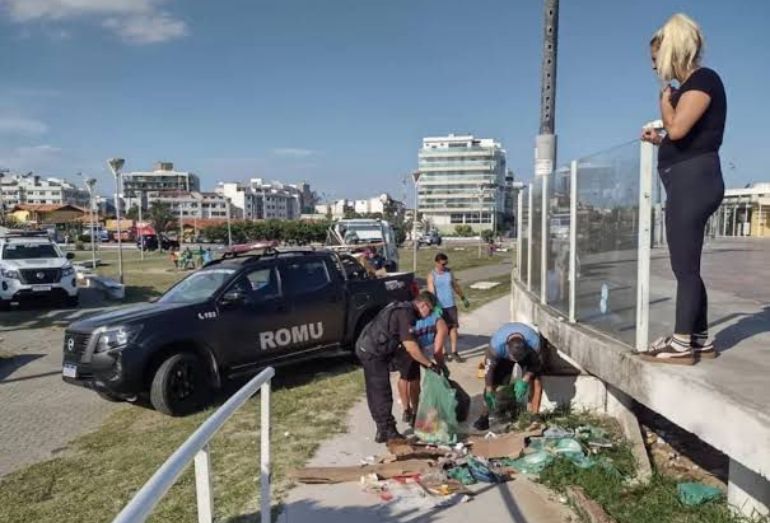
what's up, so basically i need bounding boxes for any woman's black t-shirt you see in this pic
[658,67,727,169]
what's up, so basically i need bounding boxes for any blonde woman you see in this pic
[641,14,726,364]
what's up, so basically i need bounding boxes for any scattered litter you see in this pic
[677,482,723,506]
[504,450,554,475]
[447,465,476,485]
[290,459,434,484]
[283,431,291,437]
[360,456,377,466]
[468,429,540,459]
[543,425,575,439]
[466,456,505,483]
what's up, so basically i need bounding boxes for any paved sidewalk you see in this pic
[277,296,575,523]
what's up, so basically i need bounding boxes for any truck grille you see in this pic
[64,332,91,357]
[20,268,61,284]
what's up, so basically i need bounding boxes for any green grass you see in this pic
[535,409,767,523]
[0,362,365,523]
[398,242,513,278]
[464,273,513,312]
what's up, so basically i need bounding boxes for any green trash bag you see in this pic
[678,482,723,506]
[414,370,459,445]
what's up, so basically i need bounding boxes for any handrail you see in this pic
[113,367,276,523]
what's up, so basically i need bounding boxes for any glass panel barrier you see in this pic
[546,164,572,315]
[530,177,543,298]
[574,141,640,346]
[519,185,529,284]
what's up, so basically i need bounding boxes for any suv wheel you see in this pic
[150,353,210,416]
[0,299,10,311]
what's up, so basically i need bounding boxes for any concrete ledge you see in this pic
[512,279,770,484]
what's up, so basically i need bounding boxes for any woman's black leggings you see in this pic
[660,152,724,335]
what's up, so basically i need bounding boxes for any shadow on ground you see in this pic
[0,353,46,381]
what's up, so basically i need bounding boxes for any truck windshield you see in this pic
[159,268,236,303]
[2,243,60,260]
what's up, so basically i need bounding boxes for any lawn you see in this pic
[398,241,513,279]
[0,360,364,522]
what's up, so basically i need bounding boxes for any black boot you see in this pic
[375,424,404,443]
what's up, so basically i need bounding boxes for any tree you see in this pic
[125,206,139,221]
[147,201,176,234]
[454,224,474,237]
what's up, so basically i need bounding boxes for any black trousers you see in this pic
[660,153,724,334]
[359,354,396,430]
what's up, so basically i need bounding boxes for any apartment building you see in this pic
[122,162,200,210]
[0,173,90,209]
[417,134,508,233]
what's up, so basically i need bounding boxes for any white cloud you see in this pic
[0,117,49,136]
[103,12,187,44]
[0,0,187,44]
[271,148,315,158]
[0,144,66,174]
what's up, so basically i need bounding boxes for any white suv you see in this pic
[0,231,79,309]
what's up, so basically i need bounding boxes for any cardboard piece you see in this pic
[467,430,541,460]
[290,459,434,484]
[385,441,452,461]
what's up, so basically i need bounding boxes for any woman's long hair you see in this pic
[651,13,704,83]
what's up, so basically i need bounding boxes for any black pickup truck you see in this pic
[62,247,416,415]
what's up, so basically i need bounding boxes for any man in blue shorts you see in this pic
[473,322,545,431]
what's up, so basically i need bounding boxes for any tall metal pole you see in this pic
[138,191,144,261]
[412,171,420,274]
[85,178,97,270]
[108,158,125,285]
[226,197,232,247]
[478,190,483,258]
[535,0,559,302]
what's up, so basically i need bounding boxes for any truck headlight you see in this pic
[96,325,142,352]
[61,265,75,277]
[0,268,20,280]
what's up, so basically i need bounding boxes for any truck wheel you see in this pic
[97,390,124,402]
[150,353,210,416]
[0,299,10,311]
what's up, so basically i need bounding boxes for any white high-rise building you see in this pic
[417,134,507,233]
[215,178,303,220]
[0,173,90,209]
[122,162,200,210]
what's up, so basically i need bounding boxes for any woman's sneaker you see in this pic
[640,336,696,365]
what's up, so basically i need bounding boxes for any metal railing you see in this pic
[113,367,276,523]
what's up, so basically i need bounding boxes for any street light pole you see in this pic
[85,177,97,270]
[226,197,233,247]
[478,188,484,258]
[137,191,144,261]
[107,158,125,284]
[412,171,421,274]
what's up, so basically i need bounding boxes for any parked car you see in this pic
[61,246,417,415]
[136,234,159,251]
[159,234,179,251]
[1,231,79,308]
[417,230,442,246]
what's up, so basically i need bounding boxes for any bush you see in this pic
[481,229,495,243]
[75,240,85,251]
[454,225,474,237]
[200,220,331,245]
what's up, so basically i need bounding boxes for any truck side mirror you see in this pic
[66,252,75,260]
[221,289,245,306]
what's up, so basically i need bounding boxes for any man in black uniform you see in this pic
[356,294,439,443]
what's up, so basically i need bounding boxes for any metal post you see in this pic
[226,198,232,247]
[194,446,213,523]
[732,202,737,236]
[569,160,577,322]
[760,201,764,237]
[412,171,420,274]
[540,174,548,304]
[179,197,184,246]
[478,190,483,258]
[138,191,144,261]
[260,380,271,523]
[516,190,523,278]
[636,141,654,351]
[108,158,126,285]
[527,183,533,290]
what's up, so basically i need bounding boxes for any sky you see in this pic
[1,0,768,201]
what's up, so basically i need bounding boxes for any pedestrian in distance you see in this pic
[426,253,469,363]
[641,13,726,364]
[355,293,443,443]
[473,322,545,431]
[398,291,449,427]
[170,249,179,271]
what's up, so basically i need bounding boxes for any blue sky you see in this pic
[1,0,767,201]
